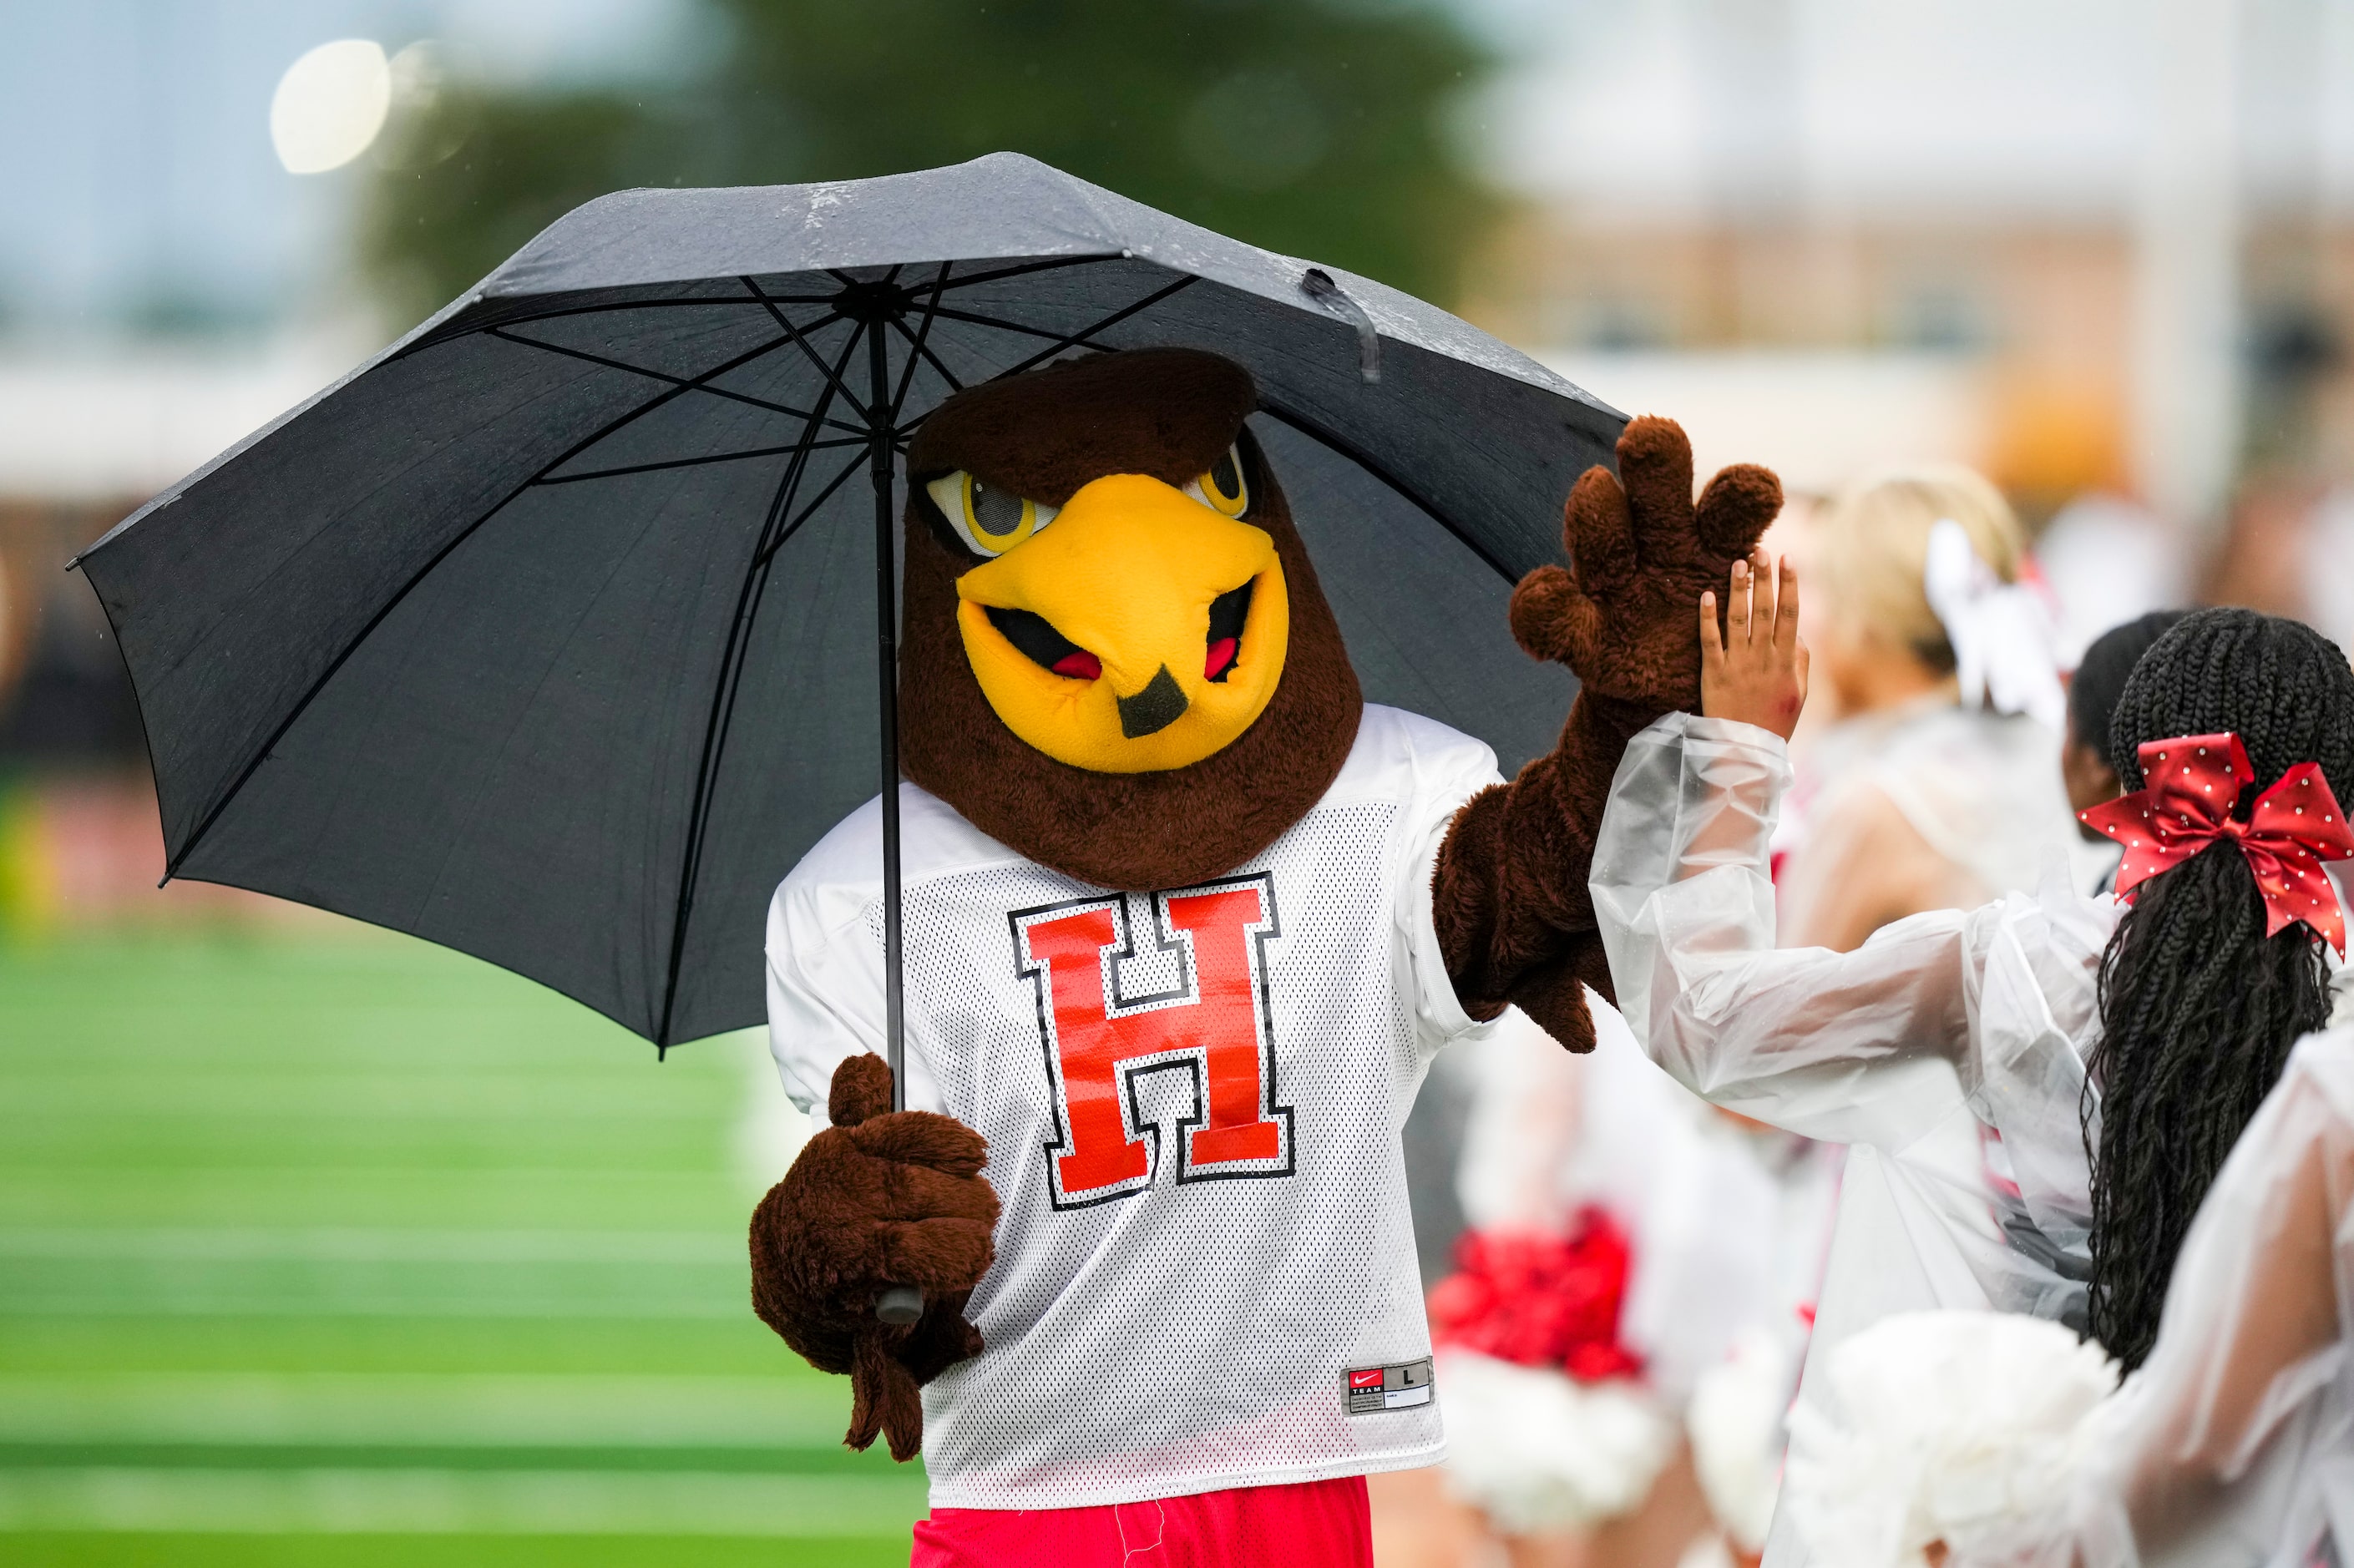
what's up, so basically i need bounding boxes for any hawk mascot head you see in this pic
[897,346,1359,890]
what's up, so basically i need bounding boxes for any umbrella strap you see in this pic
[1299,268,1381,385]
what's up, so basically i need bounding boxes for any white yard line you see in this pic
[0,1226,752,1318]
[0,1373,848,1448]
[0,1296,747,1319]
[0,1229,741,1263]
[0,1469,923,1535]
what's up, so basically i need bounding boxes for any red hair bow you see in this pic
[2079,731,2354,954]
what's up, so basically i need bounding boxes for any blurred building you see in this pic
[1458,0,2354,580]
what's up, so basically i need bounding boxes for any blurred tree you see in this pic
[362,0,1495,326]
[362,87,707,321]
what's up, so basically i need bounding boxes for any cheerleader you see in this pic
[1774,466,2088,951]
[1590,559,2354,1567]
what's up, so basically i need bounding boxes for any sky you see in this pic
[4,0,2353,344]
[0,0,693,341]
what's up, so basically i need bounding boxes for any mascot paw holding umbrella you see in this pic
[748,347,1779,1559]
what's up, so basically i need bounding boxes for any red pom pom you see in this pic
[1427,1206,1646,1383]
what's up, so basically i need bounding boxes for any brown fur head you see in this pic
[899,348,1363,890]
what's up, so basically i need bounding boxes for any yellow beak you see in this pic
[954,473,1291,774]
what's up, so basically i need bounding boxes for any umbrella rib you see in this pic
[887,262,957,411]
[1254,402,1520,585]
[653,319,872,1044]
[922,273,1199,380]
[752,450,867,568]
[752,324,874,571]
[884,311,962,396]
[741,276,876,426]
[917,254,1121,294]
[396,293,843,359]
[993,273,1201,377]
[390,256,1123,363]
[916,303,1099,346]
[537,436,868,487]
[161,320,836,884]
[486,323,866,435]
[828,265,908,290]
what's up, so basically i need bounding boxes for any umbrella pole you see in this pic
[867,329,907,1113]
[868,312,924,1329]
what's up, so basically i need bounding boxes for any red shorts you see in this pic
[909,1474,1373,1567]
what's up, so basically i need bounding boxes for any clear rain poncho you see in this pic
[1790,1029,2354,1568]
[2048,1025,2354,1568]
[1592,712,2122,1568]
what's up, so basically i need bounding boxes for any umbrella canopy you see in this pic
[77,152,1624,1049]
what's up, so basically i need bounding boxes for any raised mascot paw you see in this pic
[1508,416,1782,713]
[749,1054,1000,1462]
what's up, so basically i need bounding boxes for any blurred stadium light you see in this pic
[270,39,393,175]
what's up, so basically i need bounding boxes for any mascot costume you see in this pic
[747,345,1779,1562]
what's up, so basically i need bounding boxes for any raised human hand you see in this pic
[1701,550,1809,740]
[748,1053,999,1461]
[1428,416,1784,1055]
[1508,416,1782,712]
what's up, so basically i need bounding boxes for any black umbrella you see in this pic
[76,153,1624,1090]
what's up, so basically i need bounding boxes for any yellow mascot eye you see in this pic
[1184,445,1249,518]
[925,470,1061,558]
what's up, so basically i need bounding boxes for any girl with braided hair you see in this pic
[1590,575,2354,1568]
[2081,609,2354,1369]
[1782,1023,2354,1568]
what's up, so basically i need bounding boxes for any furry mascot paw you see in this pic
[748,1054,1000,1461]
[1435,417,1781,1052]
[1510,415,1782,713]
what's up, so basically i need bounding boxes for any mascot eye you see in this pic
[925,470,1061,558]
[1184,446,1249,518]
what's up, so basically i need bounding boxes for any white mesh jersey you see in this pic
[767,705,1503,1509]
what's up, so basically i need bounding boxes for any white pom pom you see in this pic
[1784,1312,2119,1568]
[1438,1350,1678,1535]
[1688,1327,1798,1552]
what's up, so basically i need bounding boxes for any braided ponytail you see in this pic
[2086,608,2354,1369]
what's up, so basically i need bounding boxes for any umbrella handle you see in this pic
[875,1285,925,1325]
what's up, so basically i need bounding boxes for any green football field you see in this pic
[0,932,925,1566]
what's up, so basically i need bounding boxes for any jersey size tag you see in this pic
[1344,1357,1434,1414]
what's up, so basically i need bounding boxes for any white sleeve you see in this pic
[2057,1029,2354,1568]
[764,875,888,1130]
[1397,720,1507,1063]
[1590,711,1981,1150]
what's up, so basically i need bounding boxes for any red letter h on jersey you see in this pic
[1014,874,1294,1209]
